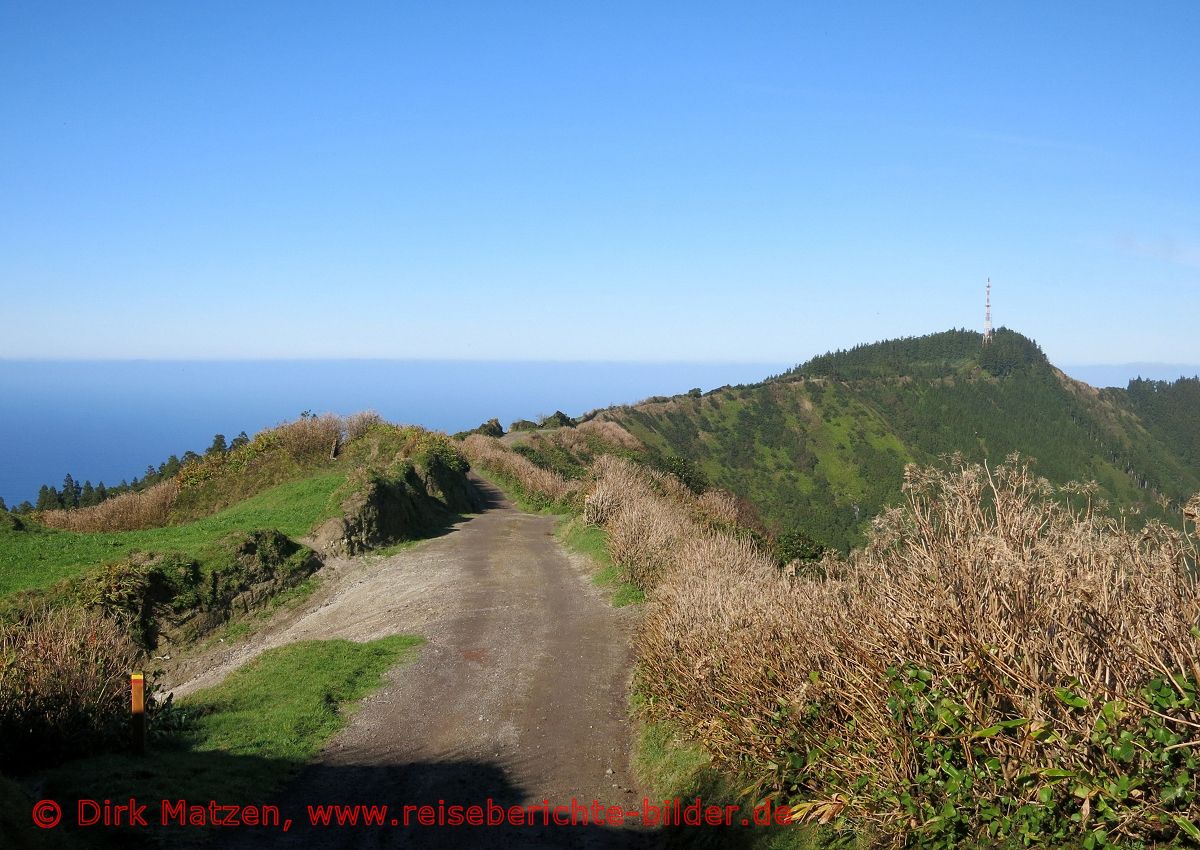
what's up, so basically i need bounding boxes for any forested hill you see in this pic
[596,329,1200,552]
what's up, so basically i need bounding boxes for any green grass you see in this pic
[634,717,826,850]
[26,635,422,847]
[558,518,645,607]
[180,634,422,762]
[0,473,347,596]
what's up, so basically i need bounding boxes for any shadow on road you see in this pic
[30,751,665,849]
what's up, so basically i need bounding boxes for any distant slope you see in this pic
[597,329,1200,551]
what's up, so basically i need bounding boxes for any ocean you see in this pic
[0,359,787,507]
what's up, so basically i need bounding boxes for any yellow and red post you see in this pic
[131,672,145,755]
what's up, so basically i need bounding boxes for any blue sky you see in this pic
[1,2,1196,365]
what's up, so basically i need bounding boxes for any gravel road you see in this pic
[174,475,658,848]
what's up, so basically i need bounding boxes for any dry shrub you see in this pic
[582,456,628,526]
[638,454,1200,845]
[461,435,579,507]
[345,410,383,441]
[0,607,139,772]
[537,426,592,456]
[275,413,344,461]
[37,480,179,532]
[606,492,697,589]
[693,488,742,528]
[576,418,643,450]
[642,465,698,504]
[587,456,709,588]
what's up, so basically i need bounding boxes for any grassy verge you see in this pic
[0,473,347,596]
[474,468,643,607]
[367,537,436,558]
[470,467,574,515]
[14,635,421,847]
[634,715,825,850]
[557,516,644,607]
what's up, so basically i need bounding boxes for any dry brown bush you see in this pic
[693,488,742,528]
[576,418,643,450]
[461,434,580,506]
[606,491,697,589]
[537,427,591,456]
[638,454,1200,843]
[38,480,179,533]
[276,413,344,461]
[345,410,383,441]
[0,606,139,771]
[586,455,714,589]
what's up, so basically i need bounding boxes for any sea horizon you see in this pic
[0,358,789,506]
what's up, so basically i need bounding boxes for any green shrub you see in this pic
[647,453,709,494]
[775,529,824,567]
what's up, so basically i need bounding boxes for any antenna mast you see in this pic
[983,278,993,344]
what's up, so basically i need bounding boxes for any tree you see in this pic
[0,496,6,512]
[61,475,80,509]
[207,434,228,456]
[15,501,33,514]
[80,481,97,506]
[160,455,182,477]
[35,485,60,510]
[229,431,250,451]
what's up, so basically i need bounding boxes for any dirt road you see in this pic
[176,476,657,848]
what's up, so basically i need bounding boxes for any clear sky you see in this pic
[1,2,1196,365]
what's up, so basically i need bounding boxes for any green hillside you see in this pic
[599,329,1200,551]
[0,473,346,597]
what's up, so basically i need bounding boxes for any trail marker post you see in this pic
[131,672,145,755]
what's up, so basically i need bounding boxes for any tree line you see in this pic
[3,432,248,514]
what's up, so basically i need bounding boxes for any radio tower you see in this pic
[983,278,994,344]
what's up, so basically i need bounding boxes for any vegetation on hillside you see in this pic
[1,414,472,598]
[0,474,342,598]
[465,432,1200,848]
[641,457,1200,847]
[1125,375,1200,471]
[600,329,1200,552]
[19,430,253,515]
[0,413,474,793]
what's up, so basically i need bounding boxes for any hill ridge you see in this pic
[595,328,1200,551]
